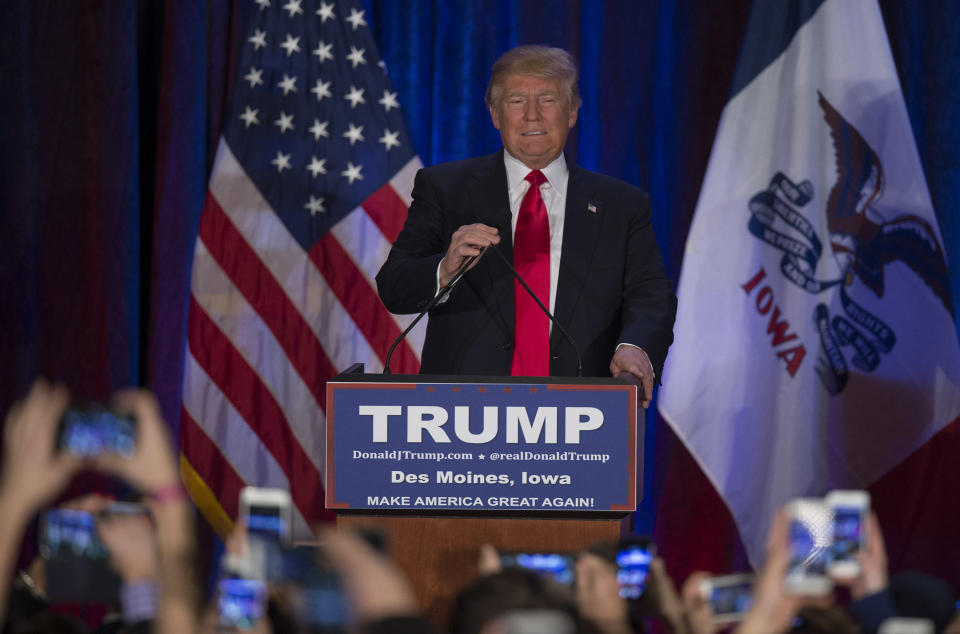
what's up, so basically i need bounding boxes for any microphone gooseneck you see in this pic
[382,249,485,374]
[488,246,583,377]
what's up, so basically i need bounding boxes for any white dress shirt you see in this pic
[503,150,568,317]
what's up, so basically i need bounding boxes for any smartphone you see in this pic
[877,618,935,634]
[239,486,292,545]
[100,501,150,517]
[699,574,754,623]
[41,509,121,602]
[259,542,350,632]
[615,537,655,599]
[499,552,576,585]
[57,407,136,458]
[785,498,833,595]
[218,576,267,630]
[826,490,869,577]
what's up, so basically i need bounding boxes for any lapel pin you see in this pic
[587,203,598,214]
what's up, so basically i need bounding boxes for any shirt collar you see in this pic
[503,150,568,192]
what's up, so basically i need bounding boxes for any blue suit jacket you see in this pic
[376,151,676,379]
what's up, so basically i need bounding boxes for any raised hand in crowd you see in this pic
[640,557,687,634]
[680,572,718,634]
[574,550,631,634]
[320,528,430,631]
[94,389,199,634]
[734,510,831,634]
[0,379,80,622]
[97,507,159,586]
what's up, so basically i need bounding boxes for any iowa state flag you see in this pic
[659,0,960,565]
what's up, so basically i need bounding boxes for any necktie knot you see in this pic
[525,169,546,188]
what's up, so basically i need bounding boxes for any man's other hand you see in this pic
[610,345,653,409]
[439,224,500,287]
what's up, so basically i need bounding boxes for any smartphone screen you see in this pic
[500,552,576,585]
[616,543,654,599]
[707,577,754,621]
[786,500,831,593]
[43,509,109,559]
[831,505,863,562]
[42,509,122,602]
[246,503,287,541]
[218,577,267,630]
[58,408,136,458]
[261,543,349,631]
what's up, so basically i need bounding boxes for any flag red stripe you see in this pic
[308,233,421,373]
[199,193,334,408]
[362,183,410,243]
[187,296,328,522]
[179,405,246,520]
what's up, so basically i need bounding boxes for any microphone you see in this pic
[487,246,583,377]
[383,249,487,374]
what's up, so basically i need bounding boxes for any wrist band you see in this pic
[149,482,186,503]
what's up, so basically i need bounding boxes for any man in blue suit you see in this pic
[376,46,675,408]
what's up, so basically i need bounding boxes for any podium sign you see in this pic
[326,377,638,512]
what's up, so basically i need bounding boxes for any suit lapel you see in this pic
[552,164,603,348]
[466,152,514,336]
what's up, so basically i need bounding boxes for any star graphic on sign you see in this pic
[342,162,363,184]
[306,156,327,177]
[255,0,270,9]
[378,90,399,112]
[313,41,334,63]
[311,79,332,102]
[277,74,298,96]
[345,8,367,30]
[378,129,401,151]
[344,85,366,108]
[304,195,325,216]
[343,123,365,145]
[243,67,263,88]
[308,119,329,140]
[274,111,294,133]
[316,1,335,22]
[239,107,259,128]
[271,151,291,173]
[248,29,267,50]
[279,34,301,56]
[282,0,302,17]
[346,46,366,68]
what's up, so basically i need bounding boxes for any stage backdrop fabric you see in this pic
[2,0,959,581]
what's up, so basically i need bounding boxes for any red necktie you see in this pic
[511,169,550,376]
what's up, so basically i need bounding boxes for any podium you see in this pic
[326,368,644,625]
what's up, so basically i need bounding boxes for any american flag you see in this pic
[179,0,424,537]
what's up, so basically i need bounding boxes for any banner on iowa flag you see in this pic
[178,0,424,539]
[659,0,960,565]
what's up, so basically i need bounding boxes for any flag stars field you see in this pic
[345,8,366,30]
[316,1,334,22]
[345,85,365,108]
[343,123,364,145]
[347,47,366,68]
[313,41,334,63]
[341,162,363,184]
[280,34,301,56]
[379,90,399,111]
[244,67,263,88]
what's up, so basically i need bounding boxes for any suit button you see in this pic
[502,342,513,351]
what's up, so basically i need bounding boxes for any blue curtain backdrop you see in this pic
[2,0,958,576]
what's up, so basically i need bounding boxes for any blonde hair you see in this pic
[485,45,580,108]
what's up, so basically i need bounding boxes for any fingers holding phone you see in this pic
[1,379,80,521]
